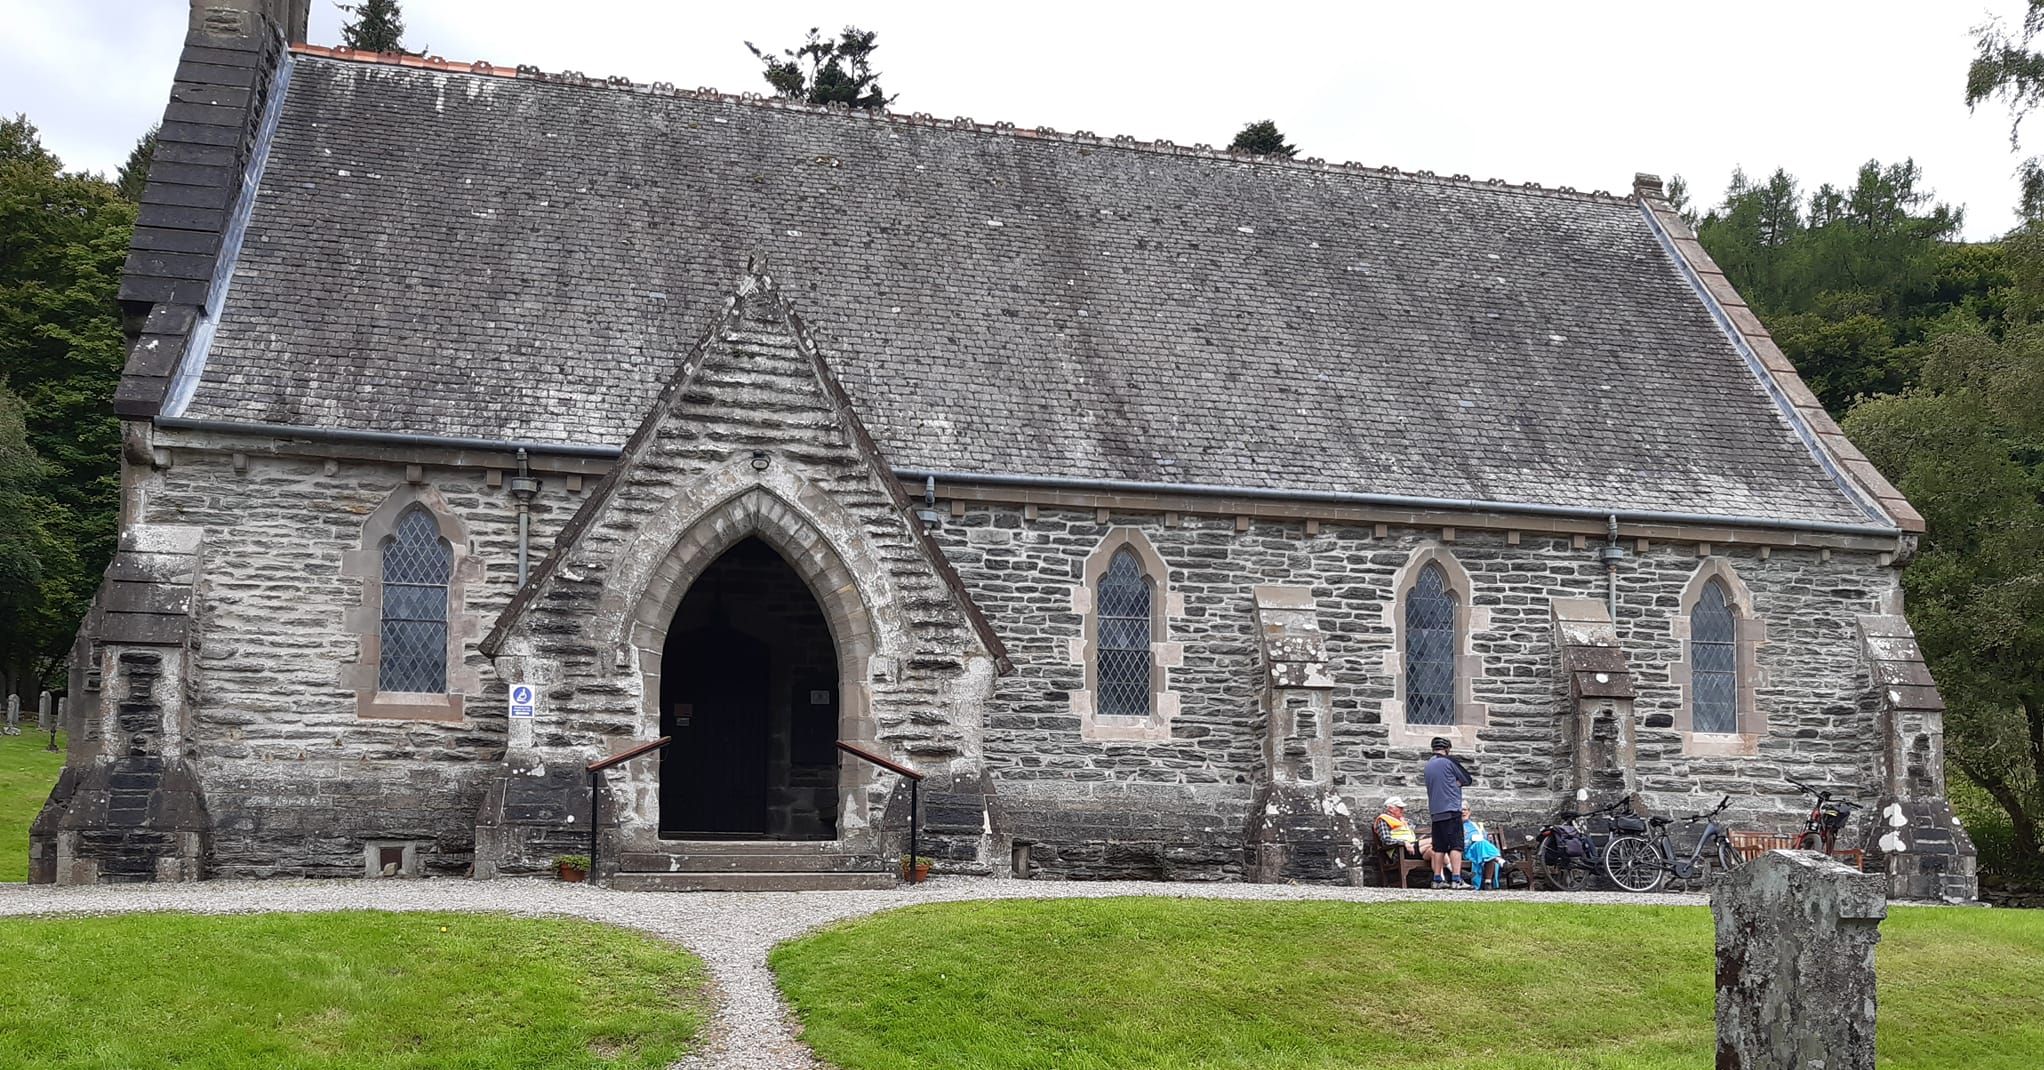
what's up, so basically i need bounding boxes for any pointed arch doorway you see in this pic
[659,536,841,840]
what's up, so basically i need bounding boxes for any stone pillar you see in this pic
[1714,850,1886,1070]
[31,525,211,884]
[1857,614,1976,901]
[1246,586,1361,884]
[1550,598,1637,801]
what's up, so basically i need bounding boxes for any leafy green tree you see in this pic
[0,385,79,703]
[1968,1,2044,220]
[1843,235,2044,872]
[1228,120,1296,159]
[0,115,131,696]
[745,27,892,109]
[1694,159,1970,411]
[338,0,406,53]
[115,126,157,203]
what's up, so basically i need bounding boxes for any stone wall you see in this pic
[123,449,574,876]
[933,504,1902,880]
[99,437,1925,886]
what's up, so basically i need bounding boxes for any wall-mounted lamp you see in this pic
[750,449,770,471]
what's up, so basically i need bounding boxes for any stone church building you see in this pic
[34,1,1975,899]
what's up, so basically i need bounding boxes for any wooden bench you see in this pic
[1480,826,1539,890]
[1370,824,1429,888]
[1728,831,1865,872]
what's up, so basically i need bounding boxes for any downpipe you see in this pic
[511,448,539,587]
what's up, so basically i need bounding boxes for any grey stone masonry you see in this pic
[33,526,211,884]
[1713,850,1885,1070]
[1552,597,1638,801]
[1859,614,1976,900]
[1245,586,1362,883]
[477,260,1003,877]
[932,504,1947,886]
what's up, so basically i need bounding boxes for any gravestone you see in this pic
[1713,850,1886,1070]
[4,694,17,735]
[37,691,52,732]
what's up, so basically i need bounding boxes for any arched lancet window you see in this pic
[379,505,452,694]
[1403,561,1457,726]
[1095,546,1153,717]
[1691,578,1738,734]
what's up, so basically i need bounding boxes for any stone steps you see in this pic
[610,870,899,892]
[618,844,882,874]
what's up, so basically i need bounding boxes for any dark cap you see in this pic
[1431,736,1452,751]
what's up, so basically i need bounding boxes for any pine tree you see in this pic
[114,127,156,203]
[744,27,892,109]
[338,0,406,53]
[1228,120,1296,159]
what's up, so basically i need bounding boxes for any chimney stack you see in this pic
[189,0,309,45]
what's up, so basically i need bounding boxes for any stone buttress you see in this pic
[1246,586,1362,883]
[31,527,212,884]
[1858,613,1975,900]
[474,257,1009,877]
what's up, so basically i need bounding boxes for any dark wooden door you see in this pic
[660,627,770,838]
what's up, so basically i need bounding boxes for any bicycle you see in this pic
[1601,795,1740,893]
[1786,776,1864,855]
[1535,793,1629,892]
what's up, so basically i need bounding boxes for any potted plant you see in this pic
[900,854,933,883]
[556,854,591,883]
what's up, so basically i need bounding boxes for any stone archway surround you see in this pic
[610,478,894,855]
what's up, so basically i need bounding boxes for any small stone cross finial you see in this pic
[1713,850,1886,1070]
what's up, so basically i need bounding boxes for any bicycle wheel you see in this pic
[1603,835,1666,893]
[1714,838,1741,876]
[1543,859,1591,892]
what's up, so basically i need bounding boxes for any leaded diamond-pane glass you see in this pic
[1404,562,1456,726]
[379,506,451,693]
[1096,547,1152,717]
[1692,579,1738,734]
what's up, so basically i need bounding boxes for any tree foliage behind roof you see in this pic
[338,0,407,54]
[745,26,892,110]
[115,127,156,204]
[1690,159,1982,411]
[0,115,130,696]
[1228,120,1296,159]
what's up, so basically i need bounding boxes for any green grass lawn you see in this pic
[772,897,2044,1070]
[0,911,706,1069]
[0,729,63,882]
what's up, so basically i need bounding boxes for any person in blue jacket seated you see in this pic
[1462,804,1503,889]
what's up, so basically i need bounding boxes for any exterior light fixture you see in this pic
[750,449,770,471]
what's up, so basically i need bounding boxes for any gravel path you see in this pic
[0,878,1705,1069]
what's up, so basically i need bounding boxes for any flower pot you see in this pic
[901,861,931,883]
[558,863,588,883]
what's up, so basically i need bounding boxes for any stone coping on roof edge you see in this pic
[285,42,1634,205]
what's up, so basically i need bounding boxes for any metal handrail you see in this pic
[836,741,925,882]
[585,736,671,882]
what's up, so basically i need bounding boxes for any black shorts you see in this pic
[1432,816,1465,855]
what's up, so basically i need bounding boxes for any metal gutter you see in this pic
[152,416,627,458]
[891,467,1903,538]
[150,416,1902,537]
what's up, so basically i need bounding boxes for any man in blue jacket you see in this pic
[1425,736,1474,890]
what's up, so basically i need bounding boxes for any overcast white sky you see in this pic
[3,1,2038,239]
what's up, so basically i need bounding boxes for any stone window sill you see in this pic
[357,690,465,722]
[1387,720,1479,750]
[1684,731,1759,757]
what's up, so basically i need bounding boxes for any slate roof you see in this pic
[179,51,1880,526]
